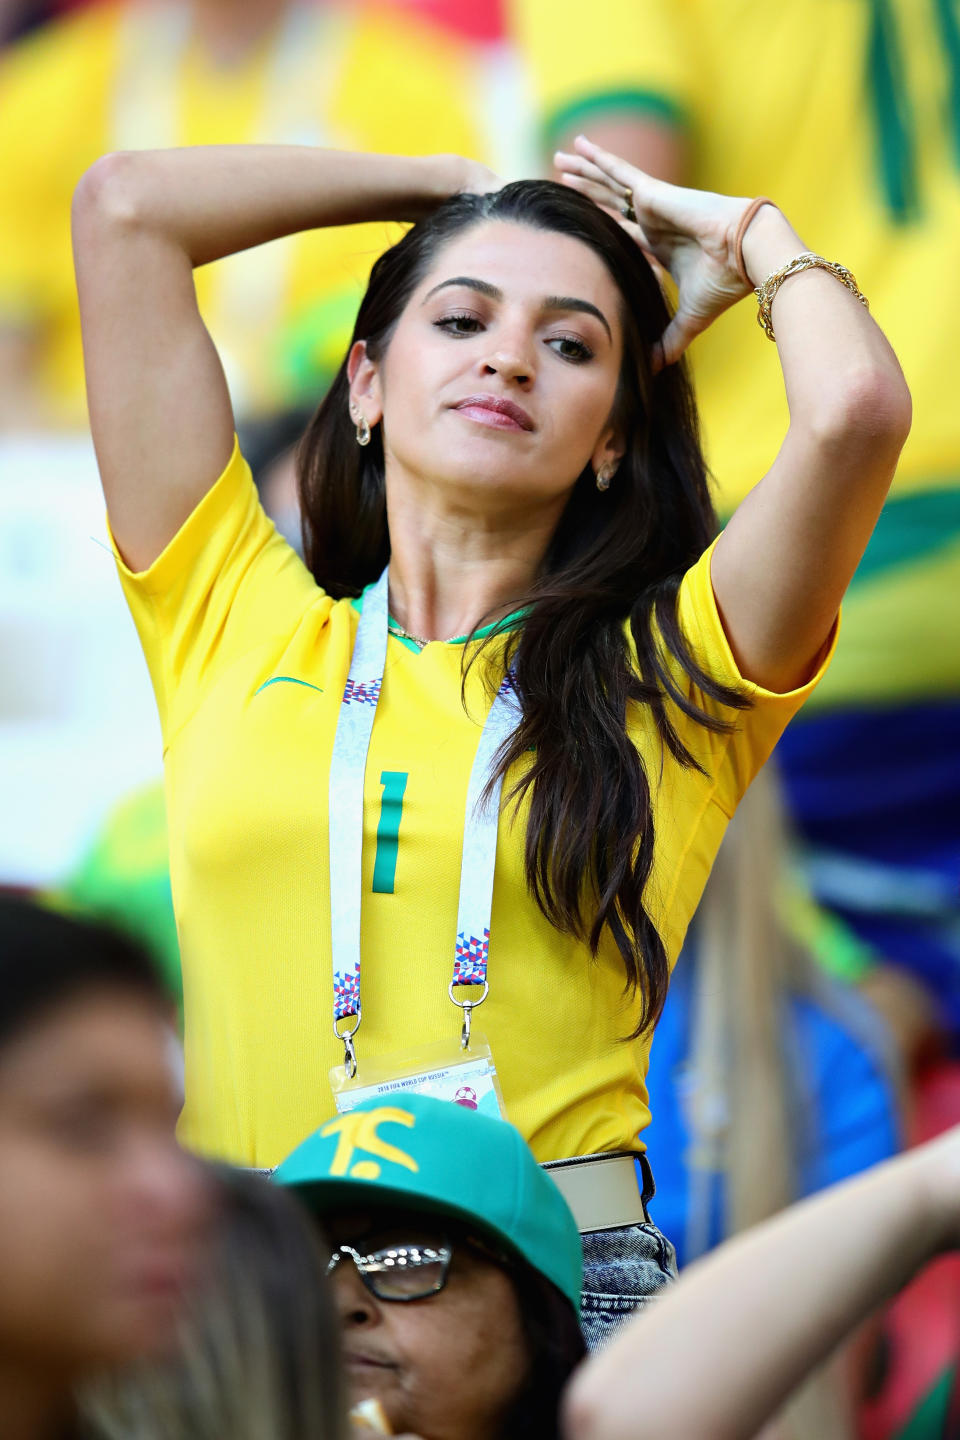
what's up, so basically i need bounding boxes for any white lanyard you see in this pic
[328,570,520,1075]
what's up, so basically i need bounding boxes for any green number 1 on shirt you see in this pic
[372,771,408,894]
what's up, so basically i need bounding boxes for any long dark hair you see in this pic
[298,181,748,1035]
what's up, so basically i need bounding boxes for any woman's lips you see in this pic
[452,395,534,431]
[344,1351,397,1370]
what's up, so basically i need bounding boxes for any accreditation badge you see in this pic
[330,1033,506,1120]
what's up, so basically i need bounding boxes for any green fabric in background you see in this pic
[893,1364,954,1438]
[54,780,182,1019]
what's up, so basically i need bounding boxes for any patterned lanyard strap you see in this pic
[328,569,520,1076]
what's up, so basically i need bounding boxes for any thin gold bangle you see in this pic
[756,252,869,342]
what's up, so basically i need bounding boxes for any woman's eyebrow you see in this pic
[422,275,501,303]
[542,295,612,342]
[423,276,612,341]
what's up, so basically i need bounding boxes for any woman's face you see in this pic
[326,1212,531,1440]
[353,219,627,516]
[0,990,208,1374]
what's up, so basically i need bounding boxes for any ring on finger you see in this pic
[622,191,637,224]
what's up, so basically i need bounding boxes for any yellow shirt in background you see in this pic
[514,0,960,507]
[0,1,481,423]
[113,440,834,1168]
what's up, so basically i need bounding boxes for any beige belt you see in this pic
[542,1151,647,1234]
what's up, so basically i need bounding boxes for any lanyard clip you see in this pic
[448,980,489,1051]
[333,1010,362,1079]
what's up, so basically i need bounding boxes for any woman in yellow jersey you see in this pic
[72,137,910,1344]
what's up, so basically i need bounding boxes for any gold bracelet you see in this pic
[755,252,869,342]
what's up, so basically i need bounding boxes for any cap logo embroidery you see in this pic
[320,1108,420,1180]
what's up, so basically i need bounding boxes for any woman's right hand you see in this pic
[409,153,500,219]
[452,155,502,196]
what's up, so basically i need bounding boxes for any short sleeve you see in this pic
[110,437,326,748]
[670,536,840,812]
[511,0,697,149]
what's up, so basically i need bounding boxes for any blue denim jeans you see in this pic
[579,1156,678,1351]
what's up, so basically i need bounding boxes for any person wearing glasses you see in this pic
[275,1093,587,1440]
[73,133,909,1335]
[279,1094,960,1440]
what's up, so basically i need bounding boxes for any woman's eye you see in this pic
[547,335,594,363]
[434,313,484,336]
[433,315,592,361]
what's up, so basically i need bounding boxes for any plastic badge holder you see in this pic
[331,1032,506,1120]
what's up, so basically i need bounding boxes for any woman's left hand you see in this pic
[554,135,757,368]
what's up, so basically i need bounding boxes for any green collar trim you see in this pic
[350,588,525,650]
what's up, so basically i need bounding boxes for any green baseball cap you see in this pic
[274,1094,583,1312]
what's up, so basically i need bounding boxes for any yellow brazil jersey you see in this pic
[0,0,480,424]
[513,0,960,507]
[112,440,835,1169]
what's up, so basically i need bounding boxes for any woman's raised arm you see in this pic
[72,147,496,570]
[555,137,912,694]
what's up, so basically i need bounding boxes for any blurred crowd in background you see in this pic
[1,3,958,1436]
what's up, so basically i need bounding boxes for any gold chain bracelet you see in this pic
[755,252,869,341]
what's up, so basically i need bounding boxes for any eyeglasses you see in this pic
[326,1240,453,1302]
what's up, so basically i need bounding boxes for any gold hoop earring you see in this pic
[351,406,372,447]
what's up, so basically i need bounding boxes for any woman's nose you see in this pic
[331,1256,383,1327]
[480,342,534,387]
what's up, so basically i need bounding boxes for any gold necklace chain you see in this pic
[387,619,444,648]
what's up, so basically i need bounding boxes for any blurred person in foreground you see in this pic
[275,1093,587,1440]
[0,898,207,1440]
[516,0,960,1057]
[562,1122,960,1440]
[86,1165,350,1440]
[0,0,481,430]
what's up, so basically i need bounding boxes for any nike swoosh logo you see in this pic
[254,676,324,697]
